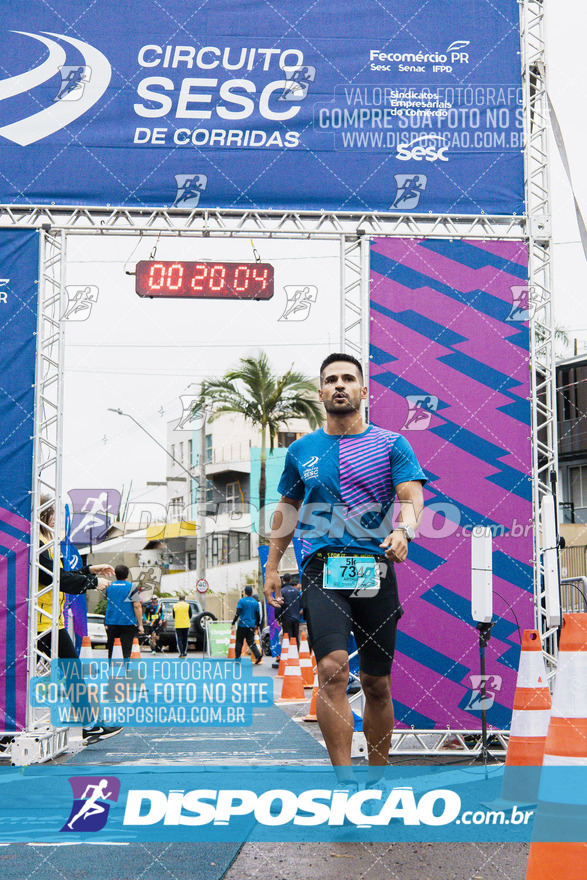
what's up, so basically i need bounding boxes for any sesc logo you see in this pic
[0,31,111,146]
[397,134,449,163]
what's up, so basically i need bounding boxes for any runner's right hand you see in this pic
[264,570,284,609]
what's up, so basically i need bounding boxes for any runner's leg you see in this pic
[360,671,394,766]
[316,650,354,768]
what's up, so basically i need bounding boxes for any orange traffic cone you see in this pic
[131,638,141,661]
[299,632,314,688]
[227,628,237,660]
[525,614,587,880]
[107,637,125,699]
[277,640,307,703]
[79,636,93,659]
[486,630,551,810]
[303,655,319,722]
[277,635,290,678]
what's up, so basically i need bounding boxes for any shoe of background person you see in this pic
[255,655,263,664]
[82,725,123,745]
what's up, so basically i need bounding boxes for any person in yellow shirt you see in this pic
[172,594,191,658]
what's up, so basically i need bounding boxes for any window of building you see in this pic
[179,442,184,463]
[188,439,193,466]
[169,497,183,520]
[187,551,198,570]
[171,444,176,466]
[205,433,213,462]
[278,431,297,448]
[570,466,587,509]
[204,531,251,567]
[226,481,243,513]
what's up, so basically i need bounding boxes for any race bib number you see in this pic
[323,556,380,596]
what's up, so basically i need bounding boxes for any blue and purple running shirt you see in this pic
[278,425,427,566]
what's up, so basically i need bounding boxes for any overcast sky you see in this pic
[61,4,587,510]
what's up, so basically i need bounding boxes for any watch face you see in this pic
[400,525,415,541]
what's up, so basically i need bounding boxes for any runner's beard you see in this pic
[323,395,360,414]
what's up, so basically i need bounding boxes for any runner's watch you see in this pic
[394,524,415,543]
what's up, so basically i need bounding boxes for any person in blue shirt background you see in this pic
[104,564,144,658]
[232,585,262,664]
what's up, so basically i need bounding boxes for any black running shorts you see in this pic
[301,552,403,677]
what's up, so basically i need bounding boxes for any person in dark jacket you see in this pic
[37,496,122,744]
[275,573,302,648]
[232,585,262,663]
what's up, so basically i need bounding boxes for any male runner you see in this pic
[264,353,425,784]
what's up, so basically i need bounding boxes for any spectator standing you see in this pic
[232,585,262,664]
[143,595,165,652]
[173,594,191,657]
[276,573,302,648]
[104,564,144,658]
[37,495,122,744]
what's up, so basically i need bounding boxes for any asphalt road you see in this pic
[9,647,530,880]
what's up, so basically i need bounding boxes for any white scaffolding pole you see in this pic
[522,0,558,667]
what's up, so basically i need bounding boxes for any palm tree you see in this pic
[197,352,322,540]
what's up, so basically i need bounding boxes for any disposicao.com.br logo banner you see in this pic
[2,765,584,844]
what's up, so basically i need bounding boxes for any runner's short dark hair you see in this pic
[244,585,253,596]
[320,352,363,383]
[115,564,130,580]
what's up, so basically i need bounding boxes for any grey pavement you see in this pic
[11,647,529,880]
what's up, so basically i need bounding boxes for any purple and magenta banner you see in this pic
[0,229,39,732]
[370,237,533,730]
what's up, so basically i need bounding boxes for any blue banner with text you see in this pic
[0,0,523,214]
[2,765,586,843]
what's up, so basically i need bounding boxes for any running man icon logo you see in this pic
[61,776,120,833]
[507,285,535,322]
[464,674,503,712]
[175,394,205,431]
[56,65,91,102]
[392,174,427,211]
[279,285,318,322]
[278,65,316,101]
[62,285,99,321]
[402,395,439,431]
[173,174,208,208]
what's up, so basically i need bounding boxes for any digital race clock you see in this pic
[135,260,274,300]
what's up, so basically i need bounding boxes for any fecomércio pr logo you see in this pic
[61,776,121,833]
[0,31,111,146]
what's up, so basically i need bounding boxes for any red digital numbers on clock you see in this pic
[135,261,274,300]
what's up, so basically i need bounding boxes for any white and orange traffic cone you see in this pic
[303,656,319,722]
[277,640,307,703]
[107,637,125,699]
[79,635,93,659]
[299,633,314,689]
[486,630,551,810]
[131,638,141,661]
[111,637,124,661]
[227,628,237,660]
[277,635,289,678]
[525,614,587,880]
